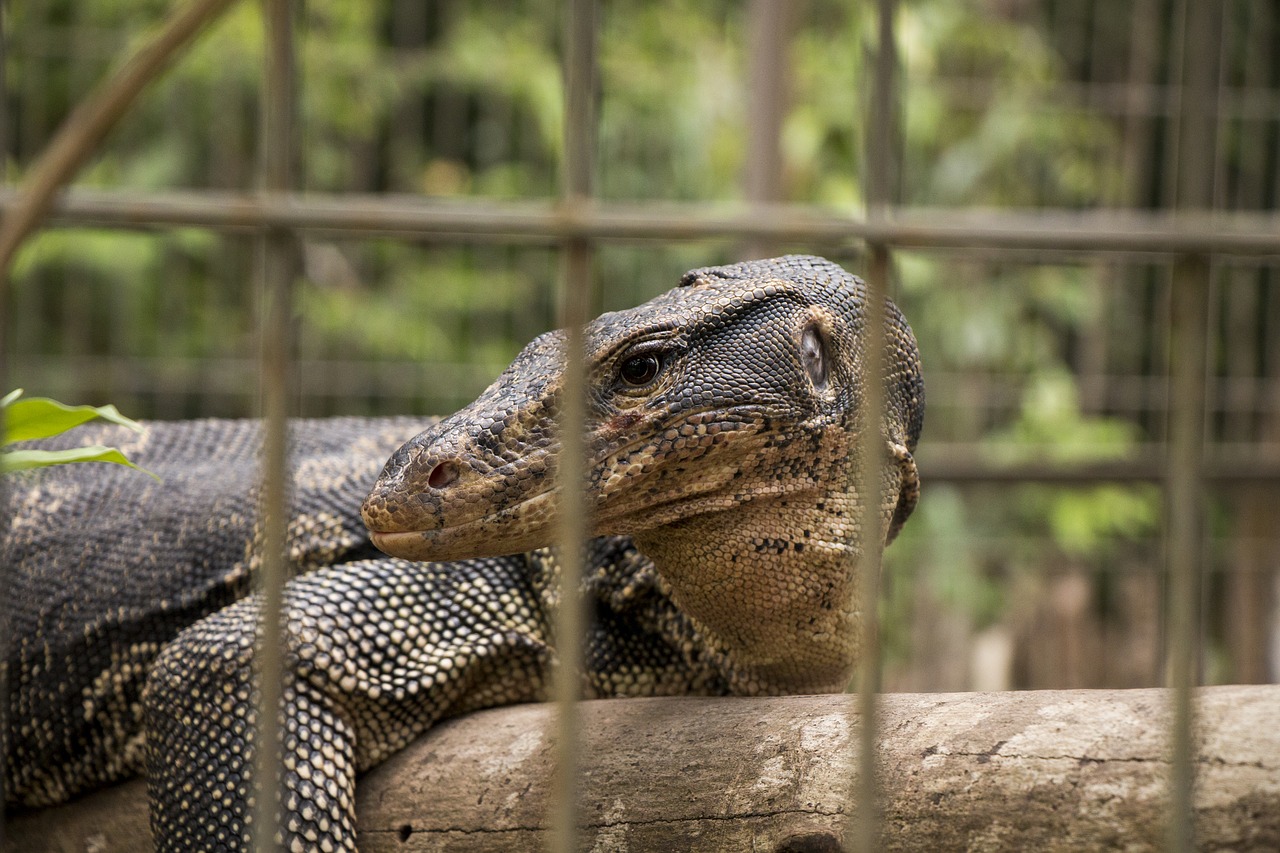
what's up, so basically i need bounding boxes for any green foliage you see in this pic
[301,249,541,369]
[598,1,746,200]
[900,0,1120,206]
[985,372,1159,557]
[1,390,158,478]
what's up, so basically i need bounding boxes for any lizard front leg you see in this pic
[143,555,551,853]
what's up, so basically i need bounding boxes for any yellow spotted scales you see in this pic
[3,256,924,852]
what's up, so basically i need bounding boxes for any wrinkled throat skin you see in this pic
[362,255,924,693]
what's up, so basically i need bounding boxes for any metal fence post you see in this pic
[551,0,597,850]
[743,0,791,260]
[853,1,897,850]
[253,0,298,850]
[1165,252,1210,853]
[1164,0,1221,849]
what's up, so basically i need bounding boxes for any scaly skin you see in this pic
[4,255,922,852]
[363,254,924,694]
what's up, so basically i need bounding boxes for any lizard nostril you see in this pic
[426,460,460,490]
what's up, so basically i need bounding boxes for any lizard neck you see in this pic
[634,489,876,695]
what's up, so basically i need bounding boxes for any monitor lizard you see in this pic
[3,255,924,852]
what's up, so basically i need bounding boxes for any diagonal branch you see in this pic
[0,0,241,274]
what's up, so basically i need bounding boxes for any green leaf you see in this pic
[1,445,160,479]
[2,396,146,444]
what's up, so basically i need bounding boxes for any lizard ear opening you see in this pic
[800,324,828,393]
[427,460,461,490]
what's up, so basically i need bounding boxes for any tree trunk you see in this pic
[7,685,1278,852]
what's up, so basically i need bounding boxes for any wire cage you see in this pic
[2,0,1278,850]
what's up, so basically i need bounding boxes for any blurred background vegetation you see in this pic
[4,0,1278,691]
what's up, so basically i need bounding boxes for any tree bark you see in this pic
[7,685,1278,852]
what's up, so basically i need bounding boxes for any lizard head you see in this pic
[363,255,923,690]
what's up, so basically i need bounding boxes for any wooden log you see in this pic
[7,685,1278,852]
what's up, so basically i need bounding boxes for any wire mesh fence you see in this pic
[3,0,1279,850]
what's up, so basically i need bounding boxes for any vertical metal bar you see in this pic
[852,250,888,853]
[253,0,297,851]
[853,1,895,851]
[1165,1,1220,851]
[865,0,898,216]
[551,1,596,851]
[1172,0,1222,213]
[551,243,590,853]
[563,0,596,205]
[1165,252,1209,853]
[1120,0,1159,209]
[743,0,790,260]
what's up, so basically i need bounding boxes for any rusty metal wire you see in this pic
[1166,253,1210,852]
[550,1,597,851]
[742,0,792,260]
[1165,1,1223,848]
[6,189,1280,254]
[252,1,298,851]
[1,1,1275,850]
[852,0,899,848]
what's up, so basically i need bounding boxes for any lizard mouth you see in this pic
[367,491,558,562]
[367,529,428,558]
[364,410,776,562]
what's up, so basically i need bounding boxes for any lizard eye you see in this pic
[801,325,827,391]
[619,353,662,387]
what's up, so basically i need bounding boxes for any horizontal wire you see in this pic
[6,189,1280,255]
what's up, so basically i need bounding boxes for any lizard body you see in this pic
[3,255,923,851]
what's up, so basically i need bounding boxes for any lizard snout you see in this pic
[361,423,463,530]
[361,407,561,562]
